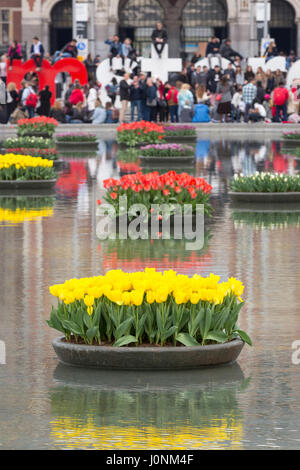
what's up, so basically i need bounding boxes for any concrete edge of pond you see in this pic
[228,192,300,203]
[0,179,57,190]
[52,336,245,370]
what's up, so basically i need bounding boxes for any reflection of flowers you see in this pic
[55,161,87,197]
[232,211,300,229]
[0,197,54,224]
[0,208,53,224]
[49,382,246,449]
[56,133,97,142]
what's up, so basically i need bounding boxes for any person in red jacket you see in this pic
[273,81,289,122]
[69,84,85,106]
[165,82,179,122]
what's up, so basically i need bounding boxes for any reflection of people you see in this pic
[151,22,168,58]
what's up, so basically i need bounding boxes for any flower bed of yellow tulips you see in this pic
[0,154,55,180]
[48,269,252,347]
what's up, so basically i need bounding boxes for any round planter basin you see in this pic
[139,155,195,166]
[56,141,98,150]
[164,135,197,142]
[0,179,57,191]
[18,132,54,139]
[228,191,300,203]
[281,139,300,147]
[52,336,244,370]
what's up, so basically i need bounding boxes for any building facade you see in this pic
[1,0,300,59]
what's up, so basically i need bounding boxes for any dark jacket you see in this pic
[130,84,142,101]
[120,79,131,101]
[146,85,157,104]
[61,43,78,58]
[220,43,243,60]
[49,108,66,123]
[206,41,220,55]
[207,70,222,93]
[30,43,44,56]
[151,28,168,43]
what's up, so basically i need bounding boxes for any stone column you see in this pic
[164,19,182,58]
[229,20,256,58]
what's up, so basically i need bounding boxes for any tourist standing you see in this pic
[38,85,52,116]
[273,81,289,122]
[165,82,179,123]
[178,83,194,122]
[151,22,168,58]
[22,83,37,118]
[207,65,222,105]
[30,36,44,71]
[130,75,142,121]
[242,78,257,122]
[0,78,7,123]
[145,77,157,121]
[119,72,131,123]
[0,55,7,84]
[216,76,232,123]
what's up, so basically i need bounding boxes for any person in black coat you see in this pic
[38,85,52,116]
[207,66,223,94]
[151,22,168,58]
[145,77,157,121]
[220,39,243,63]
[119,72,131,122]
[30,37,44,70]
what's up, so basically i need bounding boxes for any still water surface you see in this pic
[0,138,300,449]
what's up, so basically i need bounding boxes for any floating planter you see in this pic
[117,121,165,147]
[103,170,212,219]
[139,143,195,167]
[163,125,197,142]
[4,136,61,168]
[55,133,98,151]
[17,116,58,138]
[229,172,300,203]
[0,154,57,191]
[48,269,251,369]
[282,131,300,146]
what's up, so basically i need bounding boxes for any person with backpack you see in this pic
[22,83,37,118]
[165,82,179,122]
[272,81,289,122]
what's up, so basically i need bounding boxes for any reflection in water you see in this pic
[50,365,247,450]
[1,137,300,449]
[0,196,54,225]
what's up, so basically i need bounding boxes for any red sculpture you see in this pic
[6,58,88,104]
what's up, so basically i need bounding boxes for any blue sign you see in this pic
[78,42,87,51]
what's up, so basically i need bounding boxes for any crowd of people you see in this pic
[0,31,300,125]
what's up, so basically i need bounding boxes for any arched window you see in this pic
[50,0,72,53]
[118,0,164,56]
[270,0,296,54]
[182,0,228,57]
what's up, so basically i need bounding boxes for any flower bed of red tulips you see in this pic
[7,147,59,160]
[117,121,165,147]
[103,170,212,216]
[17,116,58,137]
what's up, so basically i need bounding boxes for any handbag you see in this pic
[216,94,222,102]
[158,98,167,108]
[146,97,157,107]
